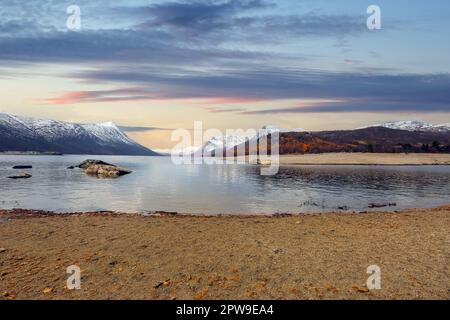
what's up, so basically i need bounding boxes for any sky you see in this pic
[0,0,449,148]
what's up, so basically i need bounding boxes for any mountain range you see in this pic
[199,121,450,156]
[0,113,158,155]
[1,114,449,156]
[360,120,450,132]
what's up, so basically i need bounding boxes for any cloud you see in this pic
[132,0,273,34]
[40,88,160,104]
[1,0,449,116]
[241,100,450,114]
[0,1,368,66]
[68,67,450,112]
[119,126,172,132]
[37,67,450,114]
[206,107,244,113]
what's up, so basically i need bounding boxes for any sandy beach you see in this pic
[0,206,448,300]
[278,153,450,165]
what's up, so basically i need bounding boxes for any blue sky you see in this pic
[0,0,449,147]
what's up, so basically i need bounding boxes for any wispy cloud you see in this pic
[66,68,450,112]
[242,100,450,114]
[205,107,244,113]
[119,125,173,132]
[40,88,160,104]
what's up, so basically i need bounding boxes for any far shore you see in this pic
[195,153,450,166]
[2,151,450,166]
[0,205,448,300]
[276,153,450,166]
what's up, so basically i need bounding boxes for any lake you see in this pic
[0,155,449,214]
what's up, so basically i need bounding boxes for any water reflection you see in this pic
[0,155,449,214]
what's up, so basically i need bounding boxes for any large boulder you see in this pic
[73,159,114,169]
[69,159,133,178]
[85,164,132,178]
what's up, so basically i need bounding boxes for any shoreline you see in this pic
[277,153,450,166]
[1,205,449,300]
[2,152,450,166]
[190,153,450,166]
[0,204,445,218]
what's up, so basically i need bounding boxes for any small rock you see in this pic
[352,285,369,293]
[368,203,388,208]
[8,173,32,179]
[154,279,170,289]
[388,202,397,207]
[0,248,6,253]
[43,287,53,294]
[109,260,118,266]
[153,211,178,216]
[154,282,164,289]
[272,213,292,217]
[13,165,32,169]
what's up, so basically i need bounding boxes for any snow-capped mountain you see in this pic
[195,125,303,156]
[201,135,250,154]
[0,113,158,155]
[360,120,450,133]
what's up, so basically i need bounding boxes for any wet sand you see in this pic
[0,206,449,300]
[278,153,450,165]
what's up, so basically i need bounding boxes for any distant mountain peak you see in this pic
[359,120,450,132]
[195,125,305,156]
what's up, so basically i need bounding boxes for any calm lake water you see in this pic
[0,155,449,214]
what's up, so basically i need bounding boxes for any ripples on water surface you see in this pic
[0,155,449,214]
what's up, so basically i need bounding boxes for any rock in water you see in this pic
[13,165,32,169]
[368,203,389,208]
[85,164,132,178]
[75,159,114,169]
[71,159,132,178]
[8,173,32,179]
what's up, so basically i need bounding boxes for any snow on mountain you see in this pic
[0,113,158,155]
[195,125,304,156]
[434,123,450,132]
[81,122,137,146]
[360,120,450,132]
[201,135,250,154]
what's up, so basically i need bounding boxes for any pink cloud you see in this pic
[39,88,161,105]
